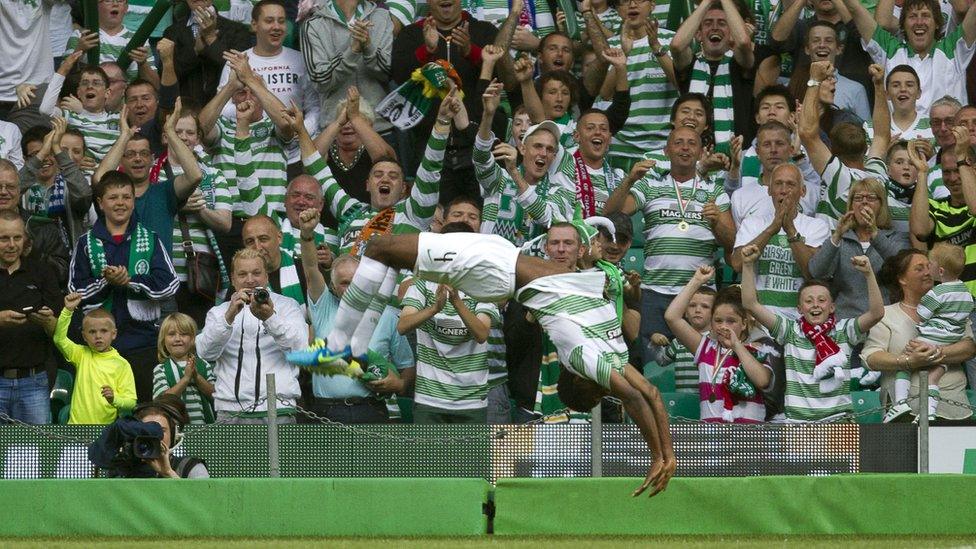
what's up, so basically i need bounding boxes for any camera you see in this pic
[130,435,162,460]
[253,287,271,304]
[88,417,164,477]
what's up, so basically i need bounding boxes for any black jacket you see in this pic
[0,255,63,372]
[22,209,70,290]
[162,14,254,109]
[391,13,498,166]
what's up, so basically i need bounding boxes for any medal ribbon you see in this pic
[672,175,700,222]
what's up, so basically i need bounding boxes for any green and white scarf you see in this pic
[495,167,553,244]
[198,170,231,304]
[162,357,215,424]
[277,250,306,305]
[689,52,734,155]
[534,337,590,422]
[87,223,155,310]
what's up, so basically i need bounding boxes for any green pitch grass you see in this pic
[3,536,975,548]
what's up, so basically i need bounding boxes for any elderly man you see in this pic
[731,164,830,319]
[69,172,180,403]
[196,248,307,424]
[277,175,337,268]
[0,211,63,423]
[241,215,307,306]
[604,125,735,357]
[297,209,414,423]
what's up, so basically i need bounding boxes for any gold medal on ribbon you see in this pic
[677,221,689,232]
[672,175,700,235]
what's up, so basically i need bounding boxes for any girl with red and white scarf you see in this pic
[665,265,773,423]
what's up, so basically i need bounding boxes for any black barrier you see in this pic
[0,423,917,481]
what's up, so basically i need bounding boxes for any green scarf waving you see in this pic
[86,223,155,311]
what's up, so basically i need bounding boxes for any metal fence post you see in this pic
[919,384,929,473]
[591,401,602,477]
[266,373,280,478]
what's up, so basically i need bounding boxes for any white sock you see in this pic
[327,258,390,354]
[349,268,398,359]
[928,385,940,417]
[894,375,911,404]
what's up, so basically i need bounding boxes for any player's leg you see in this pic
[606,370,669,497]
[623,364,675,489]
[324,234,421,355]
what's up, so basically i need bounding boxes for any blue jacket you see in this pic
[68,217,179,352]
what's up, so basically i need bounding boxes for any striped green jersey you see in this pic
[152,360,217,425]
[917,280,975,344]
[574,6,622,39]
[771,314,864,422]
[403,280,500,411]
[607,32,678,161]
[733,213,831,318]
[123,0,172,39]
[516,271,628,390]
[276,213,340,258]
[473,133,576,246]
[169,156,235,281]
[566,146,624,213]
[927,196,976,296]
[486,322,507,388]
[629,173,729,294]
[384,0,485,26]
[816,156,909,232]
[213,116,292,217]
[61,109,121,162]
[656,338,698,393]
[304,130,444,255]
[65,28,156,82]
[482,0,555,38]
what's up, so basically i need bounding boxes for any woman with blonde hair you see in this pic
[151,313,216,424]
[810,177,911,377]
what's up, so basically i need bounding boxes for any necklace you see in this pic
[330,141,365,172]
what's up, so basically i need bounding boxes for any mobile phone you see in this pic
[21,306,35,314]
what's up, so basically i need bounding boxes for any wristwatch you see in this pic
[806,79,821,87]
[959,158,973,167]
[786,232,805,244]
[653,49,668,57]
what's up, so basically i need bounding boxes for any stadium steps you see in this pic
[50,369,73,425]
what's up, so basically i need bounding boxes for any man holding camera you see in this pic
[196,248,307,424]
[0,210,62,423]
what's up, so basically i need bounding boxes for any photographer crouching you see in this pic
[195,249,307,424]
[88,394,209,478]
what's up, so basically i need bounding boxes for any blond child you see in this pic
[152,313,216,425]
[650,286,717,393]
[54,293,136,424]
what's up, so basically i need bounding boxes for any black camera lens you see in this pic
[253,287,270,304]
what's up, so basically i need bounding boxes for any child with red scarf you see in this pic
[741,244,885,422]
[665,266,773,423]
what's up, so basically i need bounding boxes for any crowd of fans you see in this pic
[3,0,976,428]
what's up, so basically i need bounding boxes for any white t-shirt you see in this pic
[0,121,24,170]
[0,0,54,102]
[734,213,831,319]
[218,47,320,136]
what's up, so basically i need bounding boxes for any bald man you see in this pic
[241,215,307,305]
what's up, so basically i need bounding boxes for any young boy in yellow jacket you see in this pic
[54,293,137,424]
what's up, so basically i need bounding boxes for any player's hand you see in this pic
[633,458,670,497]
[101,385,115,404]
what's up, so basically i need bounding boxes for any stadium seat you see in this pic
[630,213,644,247]
[622,248,644,273]
[661,392,699,421]
[57,404,70,425]
[397,396,414,424]
[851,391,883,424]
[644,363,676,393]
[50,369,73,424]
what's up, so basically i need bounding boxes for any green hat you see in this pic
[570,203,616,244]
